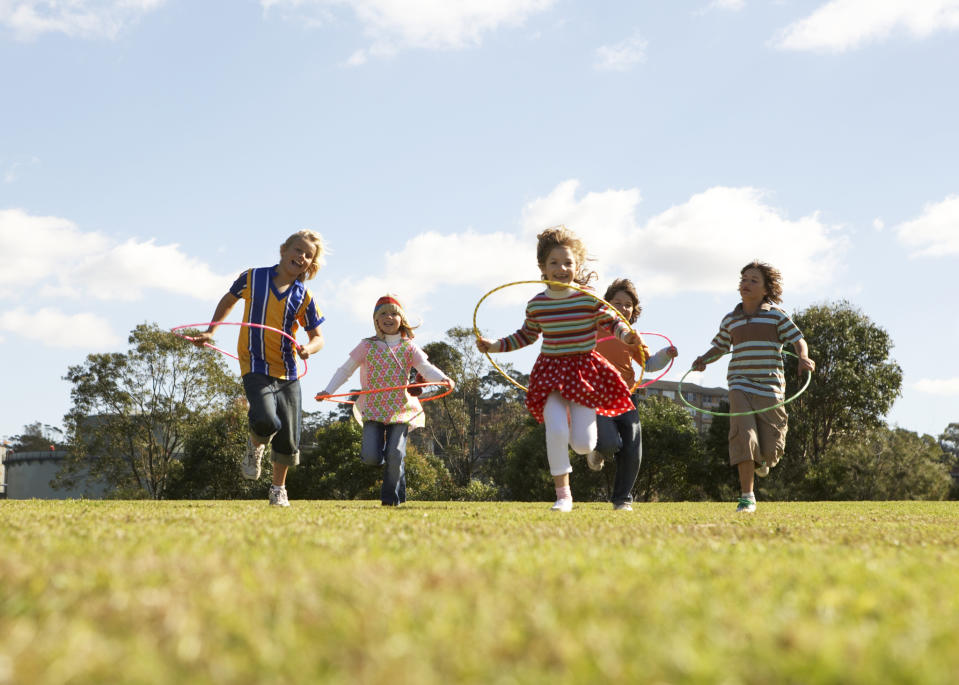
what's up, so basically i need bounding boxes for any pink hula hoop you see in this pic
[171,322,308,380]
[596,330,675,391]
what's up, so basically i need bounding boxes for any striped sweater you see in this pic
[498,289,631,356]
[709,302,803,400]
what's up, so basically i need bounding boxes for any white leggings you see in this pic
[543,391,597,476]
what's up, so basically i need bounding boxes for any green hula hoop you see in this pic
[678,349,812,417]
[472,280,641,392]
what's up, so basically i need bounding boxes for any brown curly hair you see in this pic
[536,225,597,286]
[740,260,783,304]
[603,278,642,324]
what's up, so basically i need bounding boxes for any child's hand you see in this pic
[666,346,678,358]
[191,331,215,348]
[476,337,497,353]
[297,345,310,360]
[798,356,816,374]
[623,331,639,346]
[691,356,707,372]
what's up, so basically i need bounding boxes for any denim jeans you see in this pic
[361,421,409,505]
[595,396,642,506]
[242,373,301,466]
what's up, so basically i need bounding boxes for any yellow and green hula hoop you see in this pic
[472,280,643,392]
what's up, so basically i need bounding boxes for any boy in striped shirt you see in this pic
[692,261,815,513]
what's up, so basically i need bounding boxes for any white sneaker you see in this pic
[242,439,265,480]
[614,503,633,511]
[586,450,605,471]
[755,461,770,478]
[550,498,573,512]
[269,486,290,507]
[736,497,756,513]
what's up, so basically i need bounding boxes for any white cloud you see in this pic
[895,194,959,257]
[522,181,846,297]
[261,0,556,58]
[706,0,745,12]
[595,31,647,71]
[0,307,120,348]
[914,377,959,396]
[774,0,959,53]
[0,0,166,40]
[333,180,846,323]
[0,208,232,301]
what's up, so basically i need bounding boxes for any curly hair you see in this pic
[535,225,597,286]
[603,278,642,324]
[740,260,783,304]
[280,229,327,281]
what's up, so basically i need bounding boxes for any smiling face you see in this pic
[375,310,402,336]
[278,236,317,281]
[609,290,636,323]
[541,245,578,288]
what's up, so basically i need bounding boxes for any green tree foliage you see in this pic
[487,420,553,502]
[803,427,952,500]
[689,401,739,501]
[415,327,529,487]
[786,301,903,468]
[9,422,65,452]
[60,323,242,499]
[287,416,457,501]
[938,422,959,499]
[165,403,269,499]
[632,397,702,501]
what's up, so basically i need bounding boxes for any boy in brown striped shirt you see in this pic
[692,261,815,513]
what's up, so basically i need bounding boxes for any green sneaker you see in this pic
[736,497,756,513]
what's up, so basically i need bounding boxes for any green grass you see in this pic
[2,500,958,684]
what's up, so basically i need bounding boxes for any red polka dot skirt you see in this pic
[525,350,634,424]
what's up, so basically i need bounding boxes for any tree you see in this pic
[59,323,242,499]
[803,427,952,500]
[688,401,739,501]
[165,402,269,499]
[632,397,703,501]
[9,422,65,452]
[939,422,959,499]
[414,327,530,487]
[786,301,903,468]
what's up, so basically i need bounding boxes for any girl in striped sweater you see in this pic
[476,226,640,512]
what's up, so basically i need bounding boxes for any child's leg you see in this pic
[360,421,387,466]
[543,392,573,476]
[381,423,409,506]
[242,373,281,444]
[611,408,642,506]
[269,378,302,487]
[567,401,597,455]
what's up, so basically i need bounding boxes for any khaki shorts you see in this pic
[728,390,787,467]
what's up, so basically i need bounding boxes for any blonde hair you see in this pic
[373,296,418,339]
[536,225,596,286]
[280,230,327,281]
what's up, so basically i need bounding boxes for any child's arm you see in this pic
[644,346,679,373]
[413,360,455,390]
[793,338,816,374]
[191,292,240,347]
[297,326,324,359]
[691,346,724,372]
[320,357,361,396]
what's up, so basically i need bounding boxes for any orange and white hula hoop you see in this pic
[315,380,453,405]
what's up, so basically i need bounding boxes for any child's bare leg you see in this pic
[737,459,755,495]
[273,463,288,487]
[553,473,570,489]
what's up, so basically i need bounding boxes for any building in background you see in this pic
[643,380,728,435]
[2,448,107,500]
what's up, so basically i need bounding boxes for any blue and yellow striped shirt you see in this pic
[230,266,324,380]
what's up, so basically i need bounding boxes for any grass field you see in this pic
[1,500,957,684]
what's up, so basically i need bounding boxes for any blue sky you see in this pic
[2,0,958,445]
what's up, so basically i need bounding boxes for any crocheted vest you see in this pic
[355,338,425,428]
